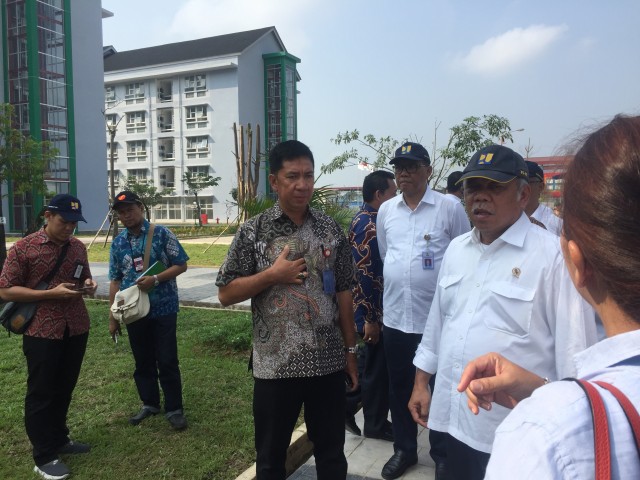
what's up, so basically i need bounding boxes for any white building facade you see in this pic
[103,27,300,224]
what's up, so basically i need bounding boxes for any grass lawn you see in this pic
[0,300,256,480]
[87,243,230,267]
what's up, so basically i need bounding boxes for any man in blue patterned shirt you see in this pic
[108,191,189,431]
[347,170,396,441]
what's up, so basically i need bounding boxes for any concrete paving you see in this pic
[289,408,436,480]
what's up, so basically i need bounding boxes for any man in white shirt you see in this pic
[524,160,562,235]
[377,142,470,480]
[408,145,597,480]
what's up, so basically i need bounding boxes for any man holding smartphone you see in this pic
[0,194,97,480]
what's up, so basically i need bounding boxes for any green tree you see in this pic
[322,114,514,190]
[0,104,57,269]
[182,171,221,226]
[123,177,168,219]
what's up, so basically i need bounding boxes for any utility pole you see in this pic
[107,116,124,237]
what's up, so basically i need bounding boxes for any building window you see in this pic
[185,105,208,129]
[155,197,182,220]
[186,136,209,159]
[187,165,210,178]
[126,140,147,161]
[125,82,145,104]
[266,64,282,152]
[107,142,118,160]
[127,168,148,184]
[184,74,206,98]
[105,86,116,106]
[105,114,117,130]
[107,170,121,188]
[126,111,146,133]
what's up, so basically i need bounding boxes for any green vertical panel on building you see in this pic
[1,0,11,227]
[63,0,76,195]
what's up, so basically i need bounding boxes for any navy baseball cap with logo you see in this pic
[525,160,544,182]
[390,142,431,166]
[45,194,87,223]
[112,191,142,209]
[457,145,529,184]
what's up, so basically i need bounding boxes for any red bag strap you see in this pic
[566,378,611,480]
[593,380,640,456]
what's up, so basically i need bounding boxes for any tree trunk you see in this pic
[0,182,7,273]
[195,191,202,227]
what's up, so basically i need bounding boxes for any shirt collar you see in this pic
[125,219,150,239]
[470,211,530,248]
[574,329,640,376]
[36,227,52,245]
[400,184,433,208]
[361,203,377,214]
[268,202,316,224]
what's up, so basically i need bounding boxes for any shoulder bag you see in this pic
[110,224,155,325]
[0,242,71,335]
[565,378,640,479]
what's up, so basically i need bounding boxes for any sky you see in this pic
[101,0,640,187]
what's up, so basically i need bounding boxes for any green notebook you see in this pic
[137,261,166,291]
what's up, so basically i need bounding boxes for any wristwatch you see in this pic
[344,346,357,354]
[153,275,160,287]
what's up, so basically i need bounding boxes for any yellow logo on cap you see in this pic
[70,202,79,210]
[478,153,494,165]
[402,145,412,154]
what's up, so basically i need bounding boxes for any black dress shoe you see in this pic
[129,406,160,426]
[435,462,449,480]
[345,415,361,436]
[381,450,418,480]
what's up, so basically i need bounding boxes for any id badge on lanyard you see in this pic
[321,244,335,294]
[422,233,434,270]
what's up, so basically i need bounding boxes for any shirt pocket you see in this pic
[438,273,464,319]
[484,282,535,338]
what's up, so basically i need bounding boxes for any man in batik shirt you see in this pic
[216,140,357,480]
[347,170,396,441]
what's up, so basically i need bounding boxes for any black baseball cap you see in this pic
[45,194,87,223]
[457,145,529,184]
[112,191,142,209]
[446,171,464,192]
[525,160,544,182]
[390,142,431,166]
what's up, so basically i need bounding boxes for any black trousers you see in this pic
[384,326,447,464]
[126,313,183,413]
[384,326,422,455]
[360,330,390,436]
[445,433,491,480]
[254,371,347,480]
[23,331,88,466]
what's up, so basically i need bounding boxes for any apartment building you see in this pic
[103,26,300,223]
[1,0,106,232]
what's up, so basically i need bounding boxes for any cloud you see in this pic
[450,24,568,76]
[167,0,319,53]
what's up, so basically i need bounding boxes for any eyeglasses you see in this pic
[393,163,427,175]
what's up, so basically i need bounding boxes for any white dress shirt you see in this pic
[413,212,597,453]
[377,187,470,334]
[486,329,640,479]
[532,203,562,236]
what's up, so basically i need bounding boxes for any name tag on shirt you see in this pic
[133,256,144,272]
[422,250,435,270]
[73,264,83,279]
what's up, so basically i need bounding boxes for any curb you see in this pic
[235,422,313,480]
[93,294,252,311]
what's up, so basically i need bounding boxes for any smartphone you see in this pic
[72,285,92,291]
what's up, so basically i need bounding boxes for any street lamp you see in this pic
[500,128,525,145]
